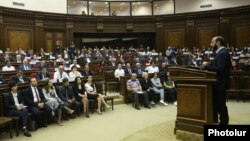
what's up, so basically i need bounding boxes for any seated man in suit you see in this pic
[11,70,28,83]
[124,63,133,75]
[5,81,31,137]
[159,63,168,74]
[23,78,52,128]
[58,78,80,117]
[0,75,5,84]
[133,63,144,75]
[37,67,51,81]
[19,59,32,71]
[37,60,49,70]
[81,64,93,77]
[126,73,150,110]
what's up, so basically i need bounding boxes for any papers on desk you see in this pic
[137,91,144,94]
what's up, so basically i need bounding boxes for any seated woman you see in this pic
[69,66,83,79]
[42,80,74,125]
[5,81,31,137]
[84,76,110,114]
[151,73,168,106]
[72,77,89,118]
[164,73,177,105]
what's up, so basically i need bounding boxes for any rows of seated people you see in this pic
[2,76,111,137]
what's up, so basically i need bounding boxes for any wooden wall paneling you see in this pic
[0,11,3,51]
[233,25,250,48]
[165,29,184,49]
[5,27,33,53]
[35,16,44,54]
[219,17,230,45]
[55,32,64,47]
[186,20,195,49]
[196,26,216,48]
[66,18,73,44]
[44,32,53,53]
[155,20,164,53]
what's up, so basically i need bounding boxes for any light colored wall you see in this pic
[0,0,67,13]
[176,0,250,13]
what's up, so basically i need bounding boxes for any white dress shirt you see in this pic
[2,66,16,71]
[114,69,125,78]
[145,66,159,74]
[31,87,40,103]
[53,71,69,80]
[11,92,20,106]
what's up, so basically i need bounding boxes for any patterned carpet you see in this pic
[121,120,177,141]
[121,100,250,141]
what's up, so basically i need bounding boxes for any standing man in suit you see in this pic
[5,81,31,137]
[19,59,32,71]
[203,36,231,125]
[23,78,52,128]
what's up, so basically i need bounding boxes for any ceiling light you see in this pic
[137,2,141,5]
[105,2,108,5]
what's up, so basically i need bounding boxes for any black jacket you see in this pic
[205,48,231,90]
[23,86,46,107]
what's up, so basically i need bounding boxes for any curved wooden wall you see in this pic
[0,5,250,53]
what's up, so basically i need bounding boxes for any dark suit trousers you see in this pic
[132,92,149,106]
[9,108,29,127]
[28,104,52,127]
[213,87,229,125]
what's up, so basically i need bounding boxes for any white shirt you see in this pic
[2,66,16,71]
[53,71,69,80]
[114,69,125,78]
[69,71,83,78]
[11,92,19,106]
[31,87,40,103]
[69,64,80,69]
[145,66,159,74]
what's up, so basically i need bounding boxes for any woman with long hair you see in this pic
[72,77,89,117]
[85,76,110,114]
[42,80,74,125]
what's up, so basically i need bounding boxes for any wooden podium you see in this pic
[169,67,216,135]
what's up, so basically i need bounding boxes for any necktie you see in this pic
[34,87,41,102]
[60,73,63,78]
[139,69,141,74]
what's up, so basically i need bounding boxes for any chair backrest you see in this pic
[104,70,116,81]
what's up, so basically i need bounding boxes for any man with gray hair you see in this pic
[127,73,150,110]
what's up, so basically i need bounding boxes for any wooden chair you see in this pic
[104,70,120,95]
[0,95,13,138]
[2,93,20,137]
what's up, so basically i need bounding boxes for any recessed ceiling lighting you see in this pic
[89,2,91,4]
[137,2,140,5]
[105,2,108,5]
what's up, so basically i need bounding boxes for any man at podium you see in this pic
[203,36,231,125]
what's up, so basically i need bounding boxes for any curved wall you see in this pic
[0,5,250,54]
[0,0,67,13]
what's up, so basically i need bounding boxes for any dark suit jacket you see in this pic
[133,68,144,75]
[0,76,5,83]
[107,61,117,67]
[205,48,231,90]
[159,67,168,73]
[124,68,134,75]
[37,72,51,80]
[72,84,85,102]
[58,85,76,102]
[4,92,24,114]
[23,86,46,107]
[11,75,28,83]
[81,70,93,77]
[18,64,32,70]
[140,79,153,91]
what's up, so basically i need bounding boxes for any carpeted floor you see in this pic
[0,100,249,141]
